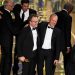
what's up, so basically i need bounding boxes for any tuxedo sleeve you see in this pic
[17,28,28,57]
[55,29,62,60]
[66,16,72,47]
[4,15,15,34]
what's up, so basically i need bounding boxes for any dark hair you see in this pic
[28,14,38,22]
[21,0,29,5]
[64,2,73,13]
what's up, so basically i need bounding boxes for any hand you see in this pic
[25,59,29,62]
[0,11,3,14]
[18,56,29,62]
[18,56,25,62]
[54,60,59,65]
[67,47,71,53]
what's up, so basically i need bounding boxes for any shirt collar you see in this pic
[63,9,68,13]
[48,24,54,29]
[21,9,29,14]
[4,8,10,13]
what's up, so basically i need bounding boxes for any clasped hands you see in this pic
[18,56,29,62]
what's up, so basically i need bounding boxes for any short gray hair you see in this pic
[64,2,73,13]
[49,13,58,20]
[4,0,13,7]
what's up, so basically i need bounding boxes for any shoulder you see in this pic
[14,4,21,9]
[55,10,67,16]
[29,8,36,12]
[29,8,37,14]
[13,4,21,12]
[55,27,62,33]
[19,26,29,35]
[38,21,48,29]
[23,24,29,30]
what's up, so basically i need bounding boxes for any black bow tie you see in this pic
[48,26,54,29]
[32,27,37,30]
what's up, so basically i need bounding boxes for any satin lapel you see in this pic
[36,28,40,45]
[29,9,30,15]
[28,26,34,44]
[51,28,56,42]
[42,24,48,44]
[19,10,21,19]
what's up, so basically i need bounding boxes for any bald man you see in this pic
[37,14,61,75]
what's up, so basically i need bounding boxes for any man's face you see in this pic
[30,17,38,28]
[7,1,14,11]
[21,3,29,12]
[49,16,58,27]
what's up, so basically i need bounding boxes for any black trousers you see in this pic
[64,53,71,75]
[22,51,37,75]
[68,45,75,75]
[69,61,75,75]
[37,49,55,75]
[0,35,13,75]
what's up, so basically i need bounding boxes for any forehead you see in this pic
[8,1,14,4]
[50,15,58,20]
[7,1,14,6]
[31,17,38,20]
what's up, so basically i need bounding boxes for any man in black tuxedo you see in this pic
[13,0,37,33]
[55,3,73,75]
[12,0,37,74]
[17,14,39,75]
[0,1,14,75]
[37,14,61,75]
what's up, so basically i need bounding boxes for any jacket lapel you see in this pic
[42,24,48,44]
[51,28,56,41]
[28,26,34,44]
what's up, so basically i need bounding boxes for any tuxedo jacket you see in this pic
[38,22,61,60]
[0,8,14,35]
[0,6,14,34]
[17,26,40,59]
[0,8,14,49]
[55,10,72,48]
[13,4,37,35]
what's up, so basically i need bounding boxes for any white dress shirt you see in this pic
[31,26,37,51]
[20,9,29,21]
[42,26,53,49]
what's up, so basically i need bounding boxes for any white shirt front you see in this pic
[20,9,29,21]
[31,27,37,51]
[42,26,53,49]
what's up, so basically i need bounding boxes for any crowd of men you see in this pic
[0,0,74,75]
